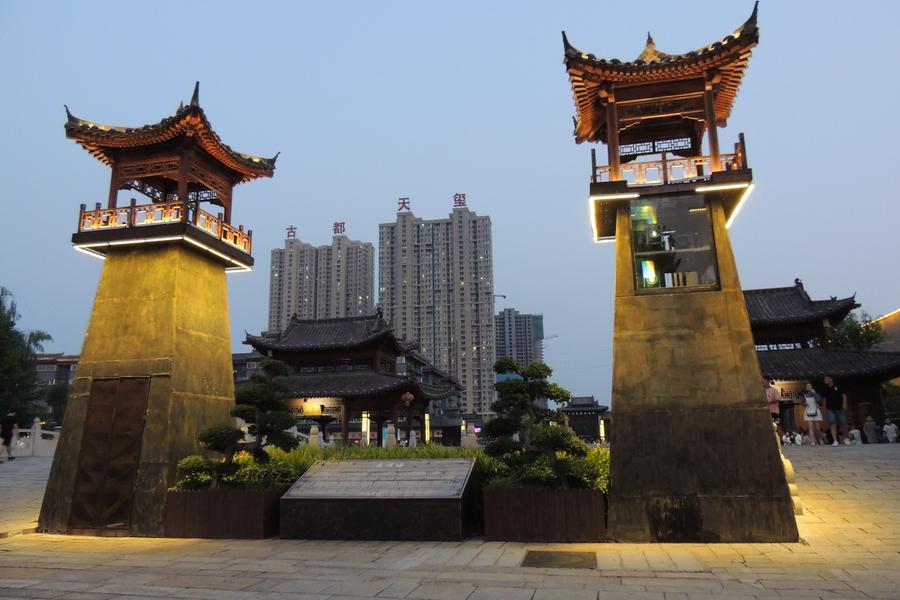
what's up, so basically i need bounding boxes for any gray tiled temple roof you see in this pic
[246,311,401,352]
[757,348,900,381]
[744,280,858,326]
[277,370,458,400]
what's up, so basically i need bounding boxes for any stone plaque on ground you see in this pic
[280,459,478,541]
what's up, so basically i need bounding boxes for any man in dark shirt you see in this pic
[822,376,848,446]
[0,408,18,462]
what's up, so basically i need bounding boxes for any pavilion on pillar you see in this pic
[41,83,276,536]
[245,311,461,446]
[66,82,277,270]
[562,4,799,543]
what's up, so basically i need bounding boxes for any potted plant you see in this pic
[164,360,297,539]
[482,359,609,542]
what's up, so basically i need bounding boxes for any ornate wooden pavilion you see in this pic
[66,82,276,270]
[563,3,798,543]
[246,311,460,446]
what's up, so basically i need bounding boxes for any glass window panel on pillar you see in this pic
[630,194,718,292]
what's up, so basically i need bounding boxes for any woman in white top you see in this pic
[802,382,825,445]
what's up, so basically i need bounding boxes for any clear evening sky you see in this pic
[1,1,897,401]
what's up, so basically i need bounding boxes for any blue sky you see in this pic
[1,1,898,400]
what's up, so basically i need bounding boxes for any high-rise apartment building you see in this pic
[379,199,496,414]
[268,233,374,333]
[495,308,544,367]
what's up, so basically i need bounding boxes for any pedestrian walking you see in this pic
[0,408,18,462]
[764,378,782,437]
[821,376,848,447]
[863,416,878,444]
[884,418,898,443]
[801,382,826,445]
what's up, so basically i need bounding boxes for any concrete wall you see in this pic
[39,244,235,535]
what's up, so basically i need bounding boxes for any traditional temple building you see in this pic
[564,4,799,542]
[746,280,900,430]
[41,84,273,535]
[560,396,610,442]
[245,311,460,445]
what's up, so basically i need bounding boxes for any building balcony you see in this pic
[592,152,743,186]
[591,135,749,186]
[588,136,753,243]
[72,200,254,271]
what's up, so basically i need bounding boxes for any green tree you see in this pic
[826,310,885,350]
[489,358,571,447]
[41,382,69,426]
[0,287,51,421]
[882,383,900,417]
[485,359,608,491]
[229,359,298,457]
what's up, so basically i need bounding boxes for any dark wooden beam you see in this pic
[703,70,722,171]
[600,84,622,181]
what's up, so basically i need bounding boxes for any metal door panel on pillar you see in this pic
[69,377,150,530]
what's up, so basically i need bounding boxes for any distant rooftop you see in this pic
[744,279,858,327]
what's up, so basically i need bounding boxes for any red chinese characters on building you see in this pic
[286,225,297,238]
[398,197,411,211]
[333,221,346,235]
[453,193,466,207]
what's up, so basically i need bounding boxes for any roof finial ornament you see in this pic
[190,81,200,107]
[271,151,281,164]
[178,100,184,112]
[794,278,803,290]
[646,31,654,46]
[561,31,578,56]
[64,104,73,120]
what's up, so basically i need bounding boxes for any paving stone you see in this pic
[407,583,475,600]
[0,446,898,599]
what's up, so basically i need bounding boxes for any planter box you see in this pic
[484,487,606,542]
[165,488,286,539]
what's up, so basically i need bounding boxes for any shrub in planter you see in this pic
[482,359,609,541]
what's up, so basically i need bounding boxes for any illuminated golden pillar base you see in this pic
[39,244,235,536]
[608,201,798,542]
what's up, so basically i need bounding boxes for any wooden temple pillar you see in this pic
[600,84,622,181]
[107,161,120,208]
[177,151,190,221]
[703,70,722,172]
[374,412,385,447]
[390,403,399,444]
[341,401,350,445]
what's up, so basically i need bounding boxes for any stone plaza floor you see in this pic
[0,445,898,599]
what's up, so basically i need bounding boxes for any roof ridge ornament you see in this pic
[561,31,579,58]
[190,81,200,107]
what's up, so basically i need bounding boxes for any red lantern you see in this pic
[401,391,415,406]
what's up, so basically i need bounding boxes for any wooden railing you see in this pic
[593,153,744,185]
[592,135,750,186]
[77,200,252,255]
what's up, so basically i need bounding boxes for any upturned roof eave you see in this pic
[63,96,276,181]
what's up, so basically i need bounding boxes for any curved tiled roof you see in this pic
[277,370,458,401]
[563,3,758,144]
[64,83,276,183]
[744,281,858,326]
[758,349,900,382]
[246,312,396,352]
